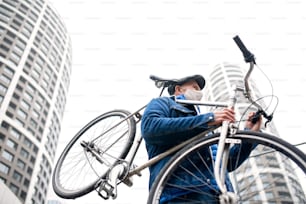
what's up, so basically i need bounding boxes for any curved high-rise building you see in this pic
[204,62,305,203]
[0,1,71,204]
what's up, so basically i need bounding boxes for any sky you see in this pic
[46,0,306,203]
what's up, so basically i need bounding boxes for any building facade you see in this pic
[203,62,305,203]
[0,0,71,204]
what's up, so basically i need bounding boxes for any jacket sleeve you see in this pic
[141,97,214,145]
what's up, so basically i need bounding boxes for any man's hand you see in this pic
[245,112,262,131]
[208,108,235,126]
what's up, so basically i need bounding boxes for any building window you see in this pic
[21,27,31,38]
[9,101,16,109]
[272,173,284,180]
[27,127,35,136]
[10,51,21,63]
[23,137,32,148]
[20,148,29,159]
[12,93,20,100]
[278,191,291,199]
[20,190,26,201]
[0,83,7,93]
[15,118,25,127]
[16,84,23,92]
[2,150,14,162]
[30,119,37,128]
[23,178,29,187]
[32,69,40,80]
[0,162,10,174]
[34,101,42,110]
[265,192,273,199]
[24,91,33,101]
[37,93,44,103]
[17,108,28,119]
[276,182,288,191]
[12,170,23,182]
[33,145,38,154]
[9,183,19,195]
[20,100,30,110]
[0,177,6,183]
[6,139,18,150]
[17,159,26,170]
[33,110,39,119]
[27,166,33,175]
[0,132,5,142]
[26,83,36,94]
[0,74,11,84]
[3,66,14,77]
[30,156,35,164]
[10,128,21,139]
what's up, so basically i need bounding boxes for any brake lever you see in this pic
[264,113,273,127]
[251,109,273,128]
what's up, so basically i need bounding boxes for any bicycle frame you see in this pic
[94,98,227,199]
[94,64,258,203]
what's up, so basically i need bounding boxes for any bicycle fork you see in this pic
[214,85,243,204]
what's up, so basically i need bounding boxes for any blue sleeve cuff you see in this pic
[199,112,215,128]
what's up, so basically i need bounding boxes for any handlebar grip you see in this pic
[233,35,256,63]
[149,75,158,81]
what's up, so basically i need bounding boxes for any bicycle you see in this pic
[52,36,306,203]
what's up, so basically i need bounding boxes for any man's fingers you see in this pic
[221,109,235,122]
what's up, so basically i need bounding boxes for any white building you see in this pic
[203,62,305,203]
[0,0,71,203]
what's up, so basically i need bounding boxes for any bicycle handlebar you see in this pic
[233,35,273,126]
[233,35,256,63]
[150,36,273,125]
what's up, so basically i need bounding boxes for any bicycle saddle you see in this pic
[149,75,179,88]
[150,74,205,95]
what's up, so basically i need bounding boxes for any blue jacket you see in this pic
[141,95,256,202]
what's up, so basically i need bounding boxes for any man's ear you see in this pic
[175,85,182,94]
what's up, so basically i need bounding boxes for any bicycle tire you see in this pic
[52,109,136,199]
[148,130,306,204]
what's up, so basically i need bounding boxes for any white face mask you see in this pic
[184,89,203,101]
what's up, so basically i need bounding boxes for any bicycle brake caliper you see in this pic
[229,123,238,135]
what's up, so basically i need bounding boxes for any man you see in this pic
[141,74,262,203]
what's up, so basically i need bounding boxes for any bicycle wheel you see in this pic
[148,130,306,204]
[53,109,136,199]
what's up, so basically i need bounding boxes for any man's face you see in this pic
[175,80,201,95]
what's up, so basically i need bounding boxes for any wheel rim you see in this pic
[53,110,135,198]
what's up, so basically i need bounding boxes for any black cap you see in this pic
[167,75,205,95]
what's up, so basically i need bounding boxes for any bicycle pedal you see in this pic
[96,181,115,200]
